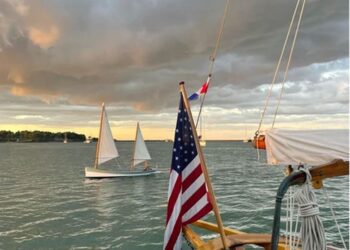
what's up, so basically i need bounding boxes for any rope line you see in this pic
[272,0,306,128]
[322,187,348,250]
[195,0,230,129]
[256,0,302,135]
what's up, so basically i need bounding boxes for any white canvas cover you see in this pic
[97,105,119,165]
[133,123,151,167]
[265,129,349,165]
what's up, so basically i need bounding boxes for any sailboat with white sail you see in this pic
[63,133,68,143]
[85,103,157,178]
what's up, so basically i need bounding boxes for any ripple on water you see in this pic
[0,142,348,249]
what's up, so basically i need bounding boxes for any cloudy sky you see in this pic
[0,0,348,140]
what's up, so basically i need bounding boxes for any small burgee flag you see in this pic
[163,94,213,250]
[188,76,211,101]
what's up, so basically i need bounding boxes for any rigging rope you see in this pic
[322,187,348,250]
[195,0,230,128]
[255,0,304,135]
[272,0,306,128]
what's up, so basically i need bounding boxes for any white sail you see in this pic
[97,104,119,166]
[132,123,151,167]
[265,129,349,165]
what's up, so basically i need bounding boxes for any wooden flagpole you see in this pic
[179,82,228,249]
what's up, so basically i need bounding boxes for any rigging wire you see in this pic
[272,0,306,128]
[195,0,230,129]
[322,187,348,250]
[255,0,302,135]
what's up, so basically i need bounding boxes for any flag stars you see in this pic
[184,150,188,154]
[184,159,188,162]
[176,129,179,133]
[173,148,177,152]
[175,156,178,161]
[178,138,181,141]
[191,151,195,155]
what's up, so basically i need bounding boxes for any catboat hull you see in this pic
[85,167,158,178]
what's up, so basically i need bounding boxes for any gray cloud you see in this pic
[0,0,348,137]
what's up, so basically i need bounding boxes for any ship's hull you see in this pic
[85,167,158,178]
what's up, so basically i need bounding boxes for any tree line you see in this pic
[0,130,87,142]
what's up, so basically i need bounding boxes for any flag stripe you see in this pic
[165,211,182,250]
[166,172,182,223]
[182,183,207,215]
[182,164,203,192]
[183,202,213,225]
[182,155,200,180]
[182,194,211,223]
[164,183,182,248]
[182,172,205,204]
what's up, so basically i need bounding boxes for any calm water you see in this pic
[0,142,348,249]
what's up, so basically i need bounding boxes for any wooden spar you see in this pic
[310,159,349,189]
[183,226,206,249]
[94,103,105,169]
[179,82,228,249]
[130,122,139,170]
[191,220,289,250]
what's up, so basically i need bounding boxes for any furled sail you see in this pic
[265,129,349,165]
[97,104,119,166]
[132,123,151,167]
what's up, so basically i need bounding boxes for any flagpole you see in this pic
[180,81,228,249]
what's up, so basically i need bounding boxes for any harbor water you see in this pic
[0,142,348,249]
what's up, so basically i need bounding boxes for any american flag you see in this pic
[163,94,213,250]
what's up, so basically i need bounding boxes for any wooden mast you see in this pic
[94,103,105,169]
[130,122,139,170]
[179,82,228,249]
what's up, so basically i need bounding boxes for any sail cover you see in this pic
[265,129,349,165]
[133,124,151,167]
[98,106,119,165]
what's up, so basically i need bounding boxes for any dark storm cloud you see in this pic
[0,0,348,132]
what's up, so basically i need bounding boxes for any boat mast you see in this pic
[94,103,105,169]
[130,122,139,170]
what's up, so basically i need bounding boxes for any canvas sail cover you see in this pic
[98,106,119,165]
[133,124,151,167]
[265,129,349,165]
